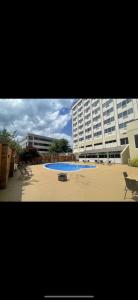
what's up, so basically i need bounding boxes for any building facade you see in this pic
[19,133,57,156]
[72,99,138,163]
[127,119,138,160]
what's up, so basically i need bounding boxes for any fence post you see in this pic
[0,144,11,189]
[9,150,15,177]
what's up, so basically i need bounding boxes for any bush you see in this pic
[130,157,138,167]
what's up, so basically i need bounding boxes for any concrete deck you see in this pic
[0,162,138,201]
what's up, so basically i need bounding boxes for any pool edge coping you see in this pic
[43,162,96,173]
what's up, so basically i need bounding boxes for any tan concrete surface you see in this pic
[0,162,138,202]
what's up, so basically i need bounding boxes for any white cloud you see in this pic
[0,99,74,146]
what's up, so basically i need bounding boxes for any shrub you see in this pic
[130,157,138,167]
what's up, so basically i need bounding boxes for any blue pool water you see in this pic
[44,162,96,172]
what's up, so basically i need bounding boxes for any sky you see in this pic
[0,99,76,146]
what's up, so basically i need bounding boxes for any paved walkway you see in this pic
[0,163,138,201]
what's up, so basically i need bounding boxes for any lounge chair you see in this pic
[100,160,104,164]
[124,177,138,200]
[17,163,32,177]
[123,172,128,178]
[123,172,128,192]
[22,162,32,175]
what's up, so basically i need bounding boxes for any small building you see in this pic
[79,145,128,164]
[72,99,138,164]
[19,133,57,156]
[79,119,138,164]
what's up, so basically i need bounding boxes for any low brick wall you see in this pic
[0,144,14,189]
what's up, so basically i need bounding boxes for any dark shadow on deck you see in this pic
[132,193,138,202]
[0,169,39,202]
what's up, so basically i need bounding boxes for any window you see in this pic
[85,127,91,133]
[85,113,91,119]
[28,136,33,140]
[92,107,100,115]
[94,131,102,137]
[34,143,50,146]
[86,145,92,147]
[92,100,99,107]
[120,138,129,145]
[109,152,121,158]
[38,138,52,142]
[78,113,83,118]
[39,149,49,152]
[79,131,84,135]
[103,107,113,116]
[93,122,101,129]
[85,108,90,114]
[99,153,107,158]
[104,117,114,125]
[79,125,83,130]
[114,153,121,158]
[118,108,133,119]
[93,115,100,122]
[119,122,128,129]
[85,134,92,139]
[117,99,132,109]
[128,108,133,115]
[102,99,113,108]
[94,143,103,146]
[104,126,115,134]
[78,118,83,124]
[84,100,90,107]
[86,154,95,158]
[105,140,116,144]
[85,120,91,126]
[134,135,138,148]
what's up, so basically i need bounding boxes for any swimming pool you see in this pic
[44,162,96,172]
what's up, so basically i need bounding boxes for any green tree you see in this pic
[10,140,23,154]
[49,140,61,154]
[0,128,16,143]
[49,138,72,154]
[0,128,22,154]
[58,139,72,153]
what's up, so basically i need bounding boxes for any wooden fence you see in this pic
[0,143,15,189]
[41,154,76,163]
[19,153,76,164]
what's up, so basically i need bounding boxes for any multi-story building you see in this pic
[72,99,138,163]
[19,133,57,156]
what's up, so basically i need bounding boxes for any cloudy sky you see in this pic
[0,99,76,145]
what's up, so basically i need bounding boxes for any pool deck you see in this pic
[0,162,138,201]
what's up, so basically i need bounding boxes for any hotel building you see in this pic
[19,133,57,155]
[72,99,138,163]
